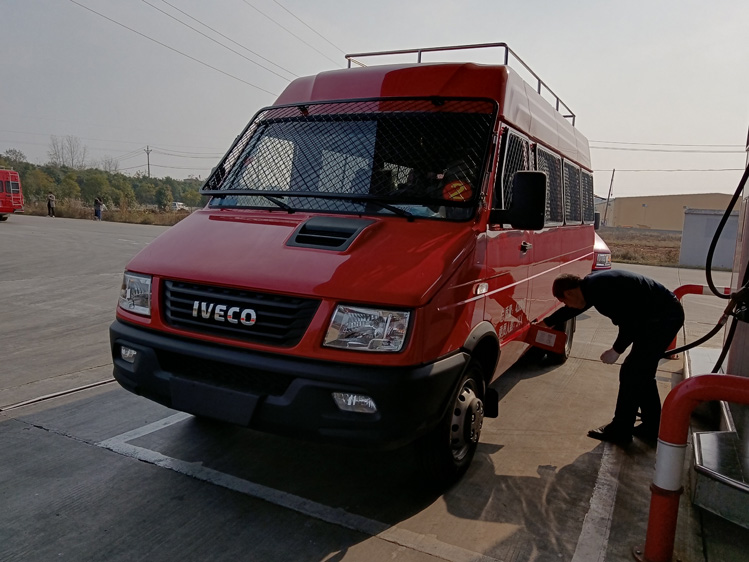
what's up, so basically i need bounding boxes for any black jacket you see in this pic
[543,270,681,354]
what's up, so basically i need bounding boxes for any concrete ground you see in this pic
[1,214,747,561]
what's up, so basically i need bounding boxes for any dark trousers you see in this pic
[47,203,55,217]
[612,304,685,432]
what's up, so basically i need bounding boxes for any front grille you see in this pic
[157,350,292,396]
[163,280,320,347]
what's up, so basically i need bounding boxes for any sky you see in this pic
[3,0,748,198]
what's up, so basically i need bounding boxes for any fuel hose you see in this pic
[661,163,749,362]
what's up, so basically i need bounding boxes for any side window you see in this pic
[563,161,581,224]
[581,171,595,223]
[494,129,529,209]
[0,181,5,194]
[536,147,564,225]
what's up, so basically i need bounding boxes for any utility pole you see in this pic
[144,146,152,178]
[603,168,615,226]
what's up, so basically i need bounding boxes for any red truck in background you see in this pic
[0,168,24,221]
[110,43,597,485]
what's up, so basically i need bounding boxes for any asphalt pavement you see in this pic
[1,214,745,561]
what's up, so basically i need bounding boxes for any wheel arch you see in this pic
[462,321,499,388]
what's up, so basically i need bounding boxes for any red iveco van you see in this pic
[110,43,596,483]
[0,168,24,221]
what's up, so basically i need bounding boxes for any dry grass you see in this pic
[25,201,188,226]
[598,226,681,267]
[25,202,687,268]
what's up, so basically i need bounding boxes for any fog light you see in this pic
[332,392,377,414]
[120,346,138,363]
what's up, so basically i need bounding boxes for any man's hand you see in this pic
[600,348,620,364]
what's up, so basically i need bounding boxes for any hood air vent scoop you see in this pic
[287,217,375,251]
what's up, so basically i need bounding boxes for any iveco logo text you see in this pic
[192,301,256,326]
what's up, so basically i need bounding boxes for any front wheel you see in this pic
[547,316,576,364]
[416,359,486,487]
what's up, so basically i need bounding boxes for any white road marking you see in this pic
[117,238,148,245]
[98,412,192,446]
[571,443,623,562]
[98,413,504,562]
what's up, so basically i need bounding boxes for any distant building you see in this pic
[595,193,732,231]
[679,209,739,269]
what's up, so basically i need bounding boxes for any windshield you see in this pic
[203,98,496,221]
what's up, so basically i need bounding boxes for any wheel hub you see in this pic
[450,384,484,460]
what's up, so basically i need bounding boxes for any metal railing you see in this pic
[345,43,576,126]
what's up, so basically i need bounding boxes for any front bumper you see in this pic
[110,319,468,449]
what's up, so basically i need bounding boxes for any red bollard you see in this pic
[635,374,749,562]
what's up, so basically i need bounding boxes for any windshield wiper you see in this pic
[342,196,415,221]
[207,189,414,219]
[209,190,295,213]
[260,194,295,213]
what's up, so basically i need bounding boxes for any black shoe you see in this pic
[587,424,632,446]
[632,424,659,441]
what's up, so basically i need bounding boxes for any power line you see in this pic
[141,0,295,83]
[67,0,278,95]
[3,113,230,149]
[158,0,298,80]
[593,168,744,172]
[270,0,346,55]
[119,164,147,171]
[590,146,744,154]
[151,163,211,171]
[0,132,225,161]
[591,140,743,148]
[149,145,224,156]
[151,149,220,159]
[240,0,341,67]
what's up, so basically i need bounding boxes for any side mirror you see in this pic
[594,211,601,230]
[490,171,547,230]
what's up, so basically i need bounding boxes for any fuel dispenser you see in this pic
[726,132,749,378]
[635,135,749,562]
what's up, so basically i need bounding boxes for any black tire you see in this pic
[416,359,486,487]
[547,317,576,364]
[0,215,8,222]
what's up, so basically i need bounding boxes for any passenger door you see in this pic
[485,129,533,351]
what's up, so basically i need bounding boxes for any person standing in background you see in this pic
[94,197,103,221]
[47,192,56,217]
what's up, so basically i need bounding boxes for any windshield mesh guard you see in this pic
[202,98,496,220]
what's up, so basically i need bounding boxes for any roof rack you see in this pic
[345,42,575,126]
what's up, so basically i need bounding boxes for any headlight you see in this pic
[118,272,152,316]
[595,253,612,268]
[323,305,410,352]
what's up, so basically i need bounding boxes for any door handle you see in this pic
[520,241,532,252]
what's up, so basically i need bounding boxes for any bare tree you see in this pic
[48,135,88,169]
[3,148,27,164]
[99,155,120,173]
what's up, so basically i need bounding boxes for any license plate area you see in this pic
[170,377,258,426]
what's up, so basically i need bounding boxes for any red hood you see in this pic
[126,209,477,307]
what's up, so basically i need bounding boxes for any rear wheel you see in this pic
[547,317,576,364]
[0,215,8,222]
[416,359,486,487]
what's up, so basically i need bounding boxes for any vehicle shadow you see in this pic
[134,414,442,522]
[441,444,608,560]
[126,340,582,525]
[491,342,571,401]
